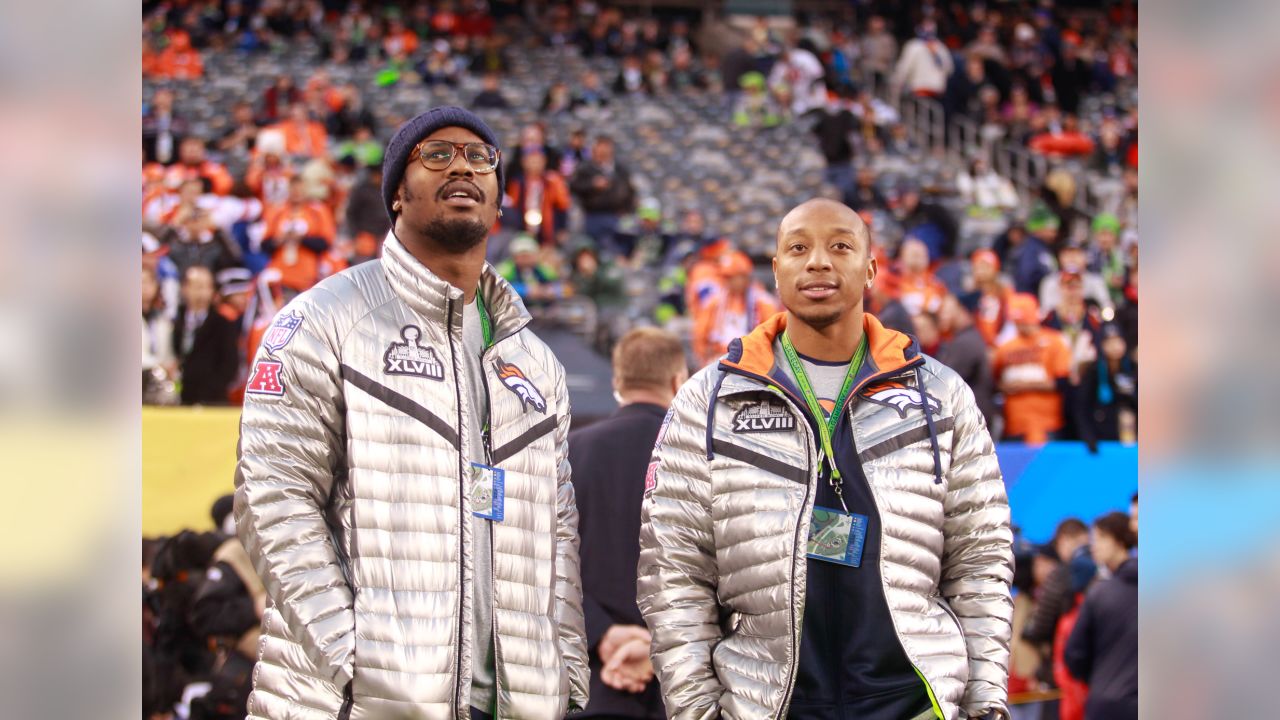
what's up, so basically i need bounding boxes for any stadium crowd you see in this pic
[142,4,1137,715]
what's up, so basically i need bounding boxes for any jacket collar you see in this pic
[718,310,922,396]
[381,231,532,341]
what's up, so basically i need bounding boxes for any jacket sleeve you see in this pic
[636,374,724,719]
[939,376,1014,720]
[1022,564,1071,645]
[552,365,590,710]
[233,296,356,686]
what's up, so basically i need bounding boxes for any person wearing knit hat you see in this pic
[234,105,589,720]
[691,250,780,366]
[993,293,1073,444]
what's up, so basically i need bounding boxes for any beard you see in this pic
[421,215,490,253]
[790,304,845,330]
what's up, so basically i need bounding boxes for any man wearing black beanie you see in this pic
[235,106,589,720]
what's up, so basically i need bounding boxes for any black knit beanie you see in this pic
[381,106,503,224]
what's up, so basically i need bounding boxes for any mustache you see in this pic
[438,179,485,203]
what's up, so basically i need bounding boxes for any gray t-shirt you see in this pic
[462,298,496,712]
[773,337,852,422]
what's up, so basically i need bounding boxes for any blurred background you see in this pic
[136,2,1140,719]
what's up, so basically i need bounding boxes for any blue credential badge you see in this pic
[469,462,505,522]
[806,506,868,567]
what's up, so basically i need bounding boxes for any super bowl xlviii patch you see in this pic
[384,325,445,380]
[261,309,304,354]
[733,399,797,434]
[864,387,942,418]
[246,359,286,396]
[655,406,675,446]
[495,357,547,413]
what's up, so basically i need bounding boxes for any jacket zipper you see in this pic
[720,358,927,718]
[716,366,813,719]
[446,297,467,717]
[481,345,504,718]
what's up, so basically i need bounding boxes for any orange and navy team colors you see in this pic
[993,327,1072,443]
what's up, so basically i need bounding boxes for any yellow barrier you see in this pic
[142,406,242,536]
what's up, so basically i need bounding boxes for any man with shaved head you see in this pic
[637,199,1013,719]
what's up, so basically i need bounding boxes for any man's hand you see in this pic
[601,637,653,694]
[598,624,649,665]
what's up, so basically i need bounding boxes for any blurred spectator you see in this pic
[891,22,954,99]
[1073,323,1138,450]
[173,266,239,405]
[1086,214,1128,306]
[345,163,390,264]
[568,328,687,716]
[692,252,779,367]
[497,234,564,308]
[847,165,888,212]
[1029,113,1096,159]
[472,72,511,109]
[613,54,649,95]
[1023,518,1097,687]
[260,75,301,124]
[334,125,384,168]
[937,292,996,426]
[571,70,611,112]
[418,39,463,86]
[956,156,1018,212]
[143,263,177,402]
[1065,513,1138,720]
[472,34,511,75]
[613,199,674,268]
[1052,40,1093,116]
[261,176,337,297]
[994,293,1071,444]
[571,136,636,245]
[944,53,1000,123]
[996,214,1055,295]
[504,151,572,247]
[913,310,941,355]
[1042,270,1104,388]
[732,71,783,128]
[382,16,419,57]
[894,183,957,262]
[506,123,563,183]
[558,127,591,179]
[1091,121,1130,177]
[157,180,243,274]
[143,88,188,164]
[1042,237,1113,312]
[216,102,260,156]
[970,248,1012,347]
[662,208,714,269]
[570,245,626,311]
[542,80,574,114]
[152,30,204,81]
[964,26,1008,67]
[893,237,948,317]
[667,45,710,92]
[166,138,234,196]
[325,84,377,140]
[244,140,293,208]
[811,94,859,199]
[768,42,827,117]
[859,16,898,85]
[268,103,329,159]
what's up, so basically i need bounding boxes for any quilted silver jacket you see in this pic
[234,233,589,720]
[637,312,1013,720]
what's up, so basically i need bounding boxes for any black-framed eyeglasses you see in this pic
[413,140,501,174]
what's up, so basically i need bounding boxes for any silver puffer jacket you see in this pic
[637,313,1013,720]
[234,233,589,720]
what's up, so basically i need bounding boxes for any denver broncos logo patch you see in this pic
[495,358,547,414]
[864,387,942,418]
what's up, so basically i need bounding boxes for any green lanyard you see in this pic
[779,332,868,495]
[475,292,494,349]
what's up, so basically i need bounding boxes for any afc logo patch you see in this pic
[261,310,304,354]
[644,460,660,494]
[383,326,445,380]
[864,387,942,418]
[246,359,285,396]
[732,399,797,434]
[495,357,547,413]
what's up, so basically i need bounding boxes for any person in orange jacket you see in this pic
[268,102,330,159]
[153,30,203,80]
[692,251,780,367]
[261,177,337,296]
[504,151,572,246]
[164,138,234,196]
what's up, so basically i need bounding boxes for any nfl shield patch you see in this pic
[262,310,304,354]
